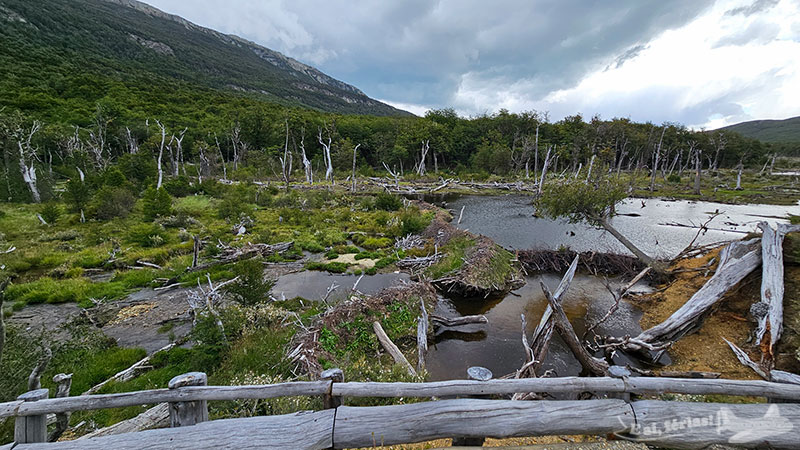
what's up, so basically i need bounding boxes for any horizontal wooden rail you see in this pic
[5,399,800,450]
[2,376,800,419]
[0,381,332,419]
[332,376,800,399]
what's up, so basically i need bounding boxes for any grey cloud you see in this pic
[713,19,780,47]
[725,0,779,17]
[144,0,714,112]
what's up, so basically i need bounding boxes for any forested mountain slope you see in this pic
[0,0,408,124]
[719,116,800,144]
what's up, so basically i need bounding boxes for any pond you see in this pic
[270,271,410,302]
[447,195,800,259]
[426,273,650,380]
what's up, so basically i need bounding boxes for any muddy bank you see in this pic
[419,213,524,297]
[518,248,646,277]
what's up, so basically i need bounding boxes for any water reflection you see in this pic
[448,195,800,259]
[426,274,645,381]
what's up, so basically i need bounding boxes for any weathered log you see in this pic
[320,368,344,410]
[755,223,800,359]
[624,400,800,449]
[416,300,428,373]
[25,410,335,450]
[333,399,633,448]
[771,370,800,386]
[632,238,761,348]
[168,372,208,427]
[724,338,768,379]
[28,347,52,391]
[83,343,176,395]
[48,374,72,442]
[373,321,416,376]
[331,376,800,400]
[15,389,49,444]
[430,314,487,327]
[3,382,332,418]
[78,403,170,439]
[540,256,609,376]
[187,242,293,273]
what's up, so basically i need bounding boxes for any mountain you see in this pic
[719,116,800,143]
[0,0,409,123]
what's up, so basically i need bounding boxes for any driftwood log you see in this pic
[83,343,176,395]
[78,404,170,439]
[416,300,428,373]
[373,321,416,376]
[624,238,761,350]
[430,314,487,327]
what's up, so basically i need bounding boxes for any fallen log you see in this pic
[755,223,800,360]
[430,314,487,327]
[724,338,768,379]
[540,255,609,376]
[83,343,176,395]
[627,238,761,349]
[187,241,293,273]
[373,321,416,376]
[416,299,428,373]
[78,403,170,439]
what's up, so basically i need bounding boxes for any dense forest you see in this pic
[0,101,777,205]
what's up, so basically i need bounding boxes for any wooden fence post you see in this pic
[14,388,49,443]
[320,368,344,410]
[452,366,492,447]
[168,372,208,427]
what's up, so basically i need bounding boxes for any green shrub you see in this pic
[127,223,169,248]
[163,176,193,197]
[305,261,348,273]
[225,259,274,306]
[64,178,91,212]
[375,192,403,211]
[217,185,254,220]
[91,186,136,220]
[667,174,681,183]
[361,237,392,250]
[102,167,128,188]
[142,186,173,221]
[396,210,429,236]
[39,203,61,224]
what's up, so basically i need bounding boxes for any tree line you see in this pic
[0,103,775,204]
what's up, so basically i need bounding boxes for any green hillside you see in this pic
[0,0,408,124]
[719,116,800,143]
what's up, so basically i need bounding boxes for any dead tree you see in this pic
[297,128,312,184]
[49,373,73,442]
[196,142,211,184]
[230,122,243,171]
[351,143,361,192]
[710,132,727,171]
[537,145,553,195]
[690,140,702,195]
[87,108,111,170]
[214,134,227,181]
[416,140,430,176]
[650,127,666,192]
[155,120,167,189]
[0,279,7,361]
[125,127,139,154]
[186,275,239,344]
[168,128,187,177]
[318,126,334,183]
[14,120,43,203]
[280,120,293,186]
[28,345,52,390]
[383,162,400,189]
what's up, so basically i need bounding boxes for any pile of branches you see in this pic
[189,241,293,272]
[518,248,646,277]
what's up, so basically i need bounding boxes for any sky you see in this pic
[142,0,800,129]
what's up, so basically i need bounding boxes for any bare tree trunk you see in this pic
[351,143,360,192]
[585,154,596,183]
[693,150,702,195]
[299,129,312,184]
[770,154,776,175]
[155,120,166,189]
[49,373,72,442]
[417,140,430,176]
[736,160,743,190]
[281,120,291,186]
[318,128,334,184]
[28,346,52,390]
[0,279,7,362]
[537,145,552,195]
[15,121,43,203]
[650,127,666,192]
[599,216,660,269]
[215,134,227,181]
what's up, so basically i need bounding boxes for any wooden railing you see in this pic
[2,367,800,449]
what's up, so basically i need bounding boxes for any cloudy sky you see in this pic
[143,0,800,128]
